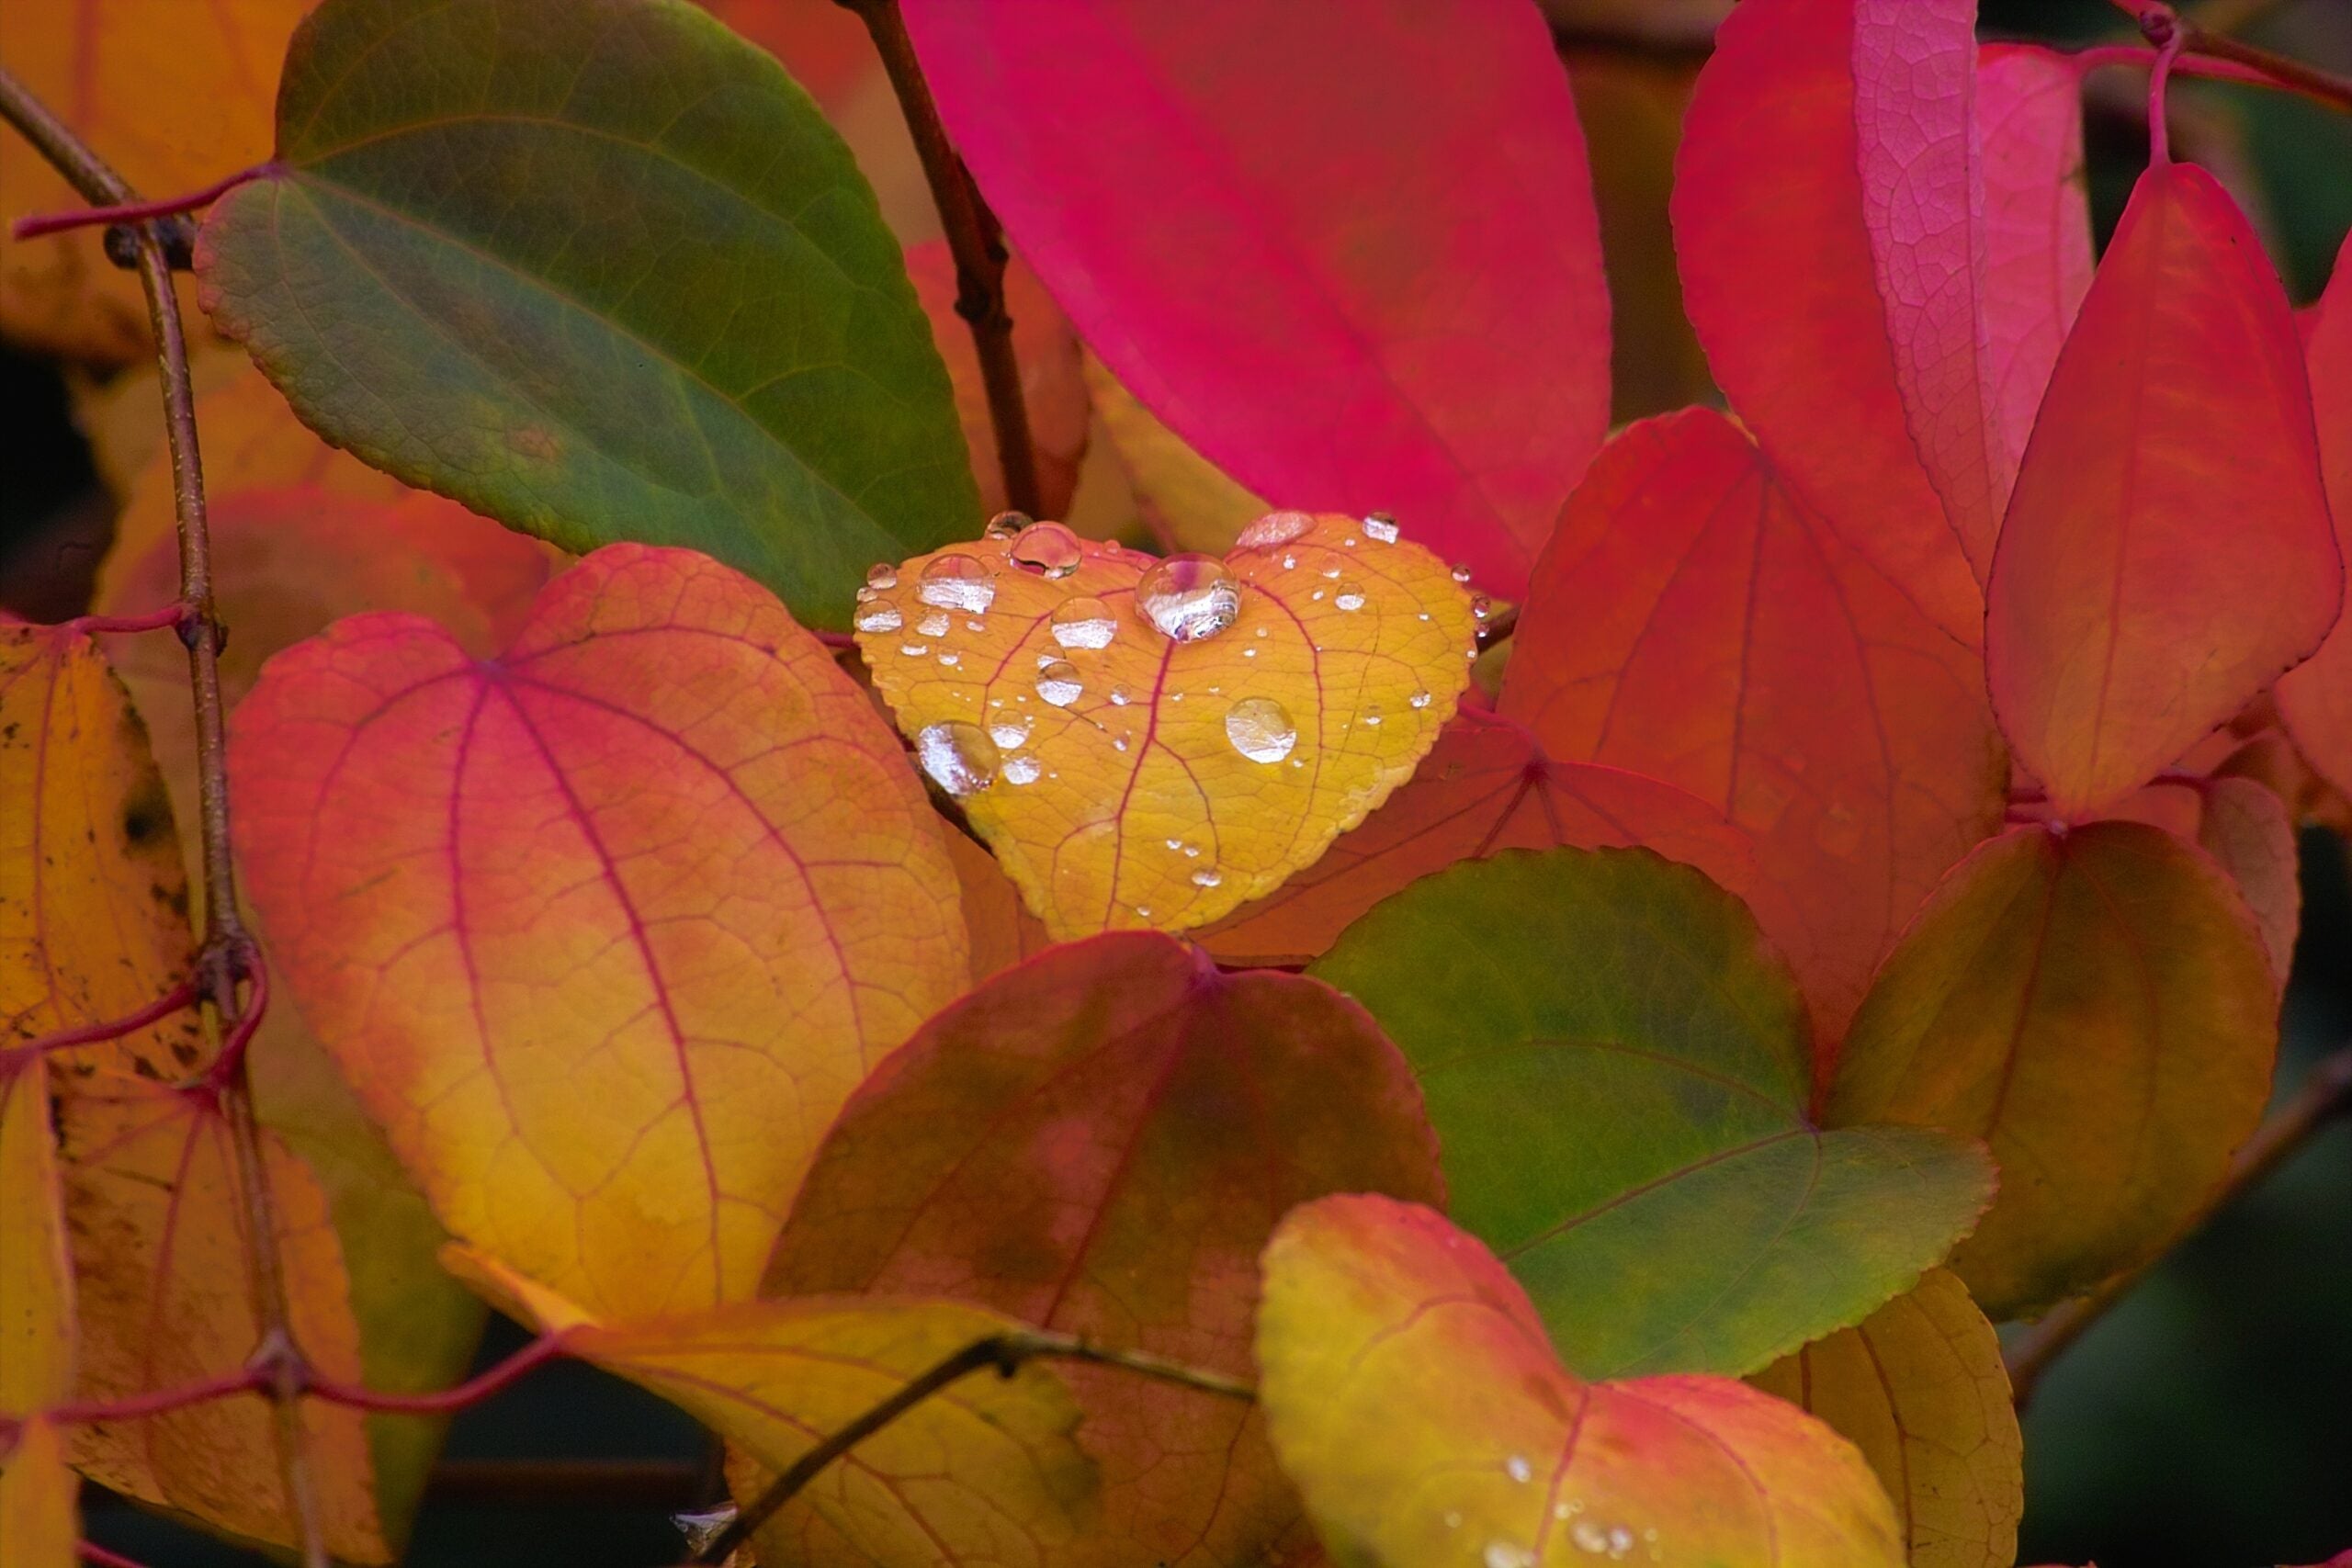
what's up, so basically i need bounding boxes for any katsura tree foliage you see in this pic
[1,1,2347,1567]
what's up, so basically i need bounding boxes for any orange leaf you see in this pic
[0,1417,75,1568]
[1749,1269,2022,1568]
[1257,1196,1903,1568]
[767,932,1444,1568]
[0,0,307,363]
[944,830,1052,980]
[2105,773,2300,988]
[1827,821,2277,1318]
[1985,162,2341,818]
[2277,232,2352,799]
[908,243,1091,519]
[231,545,971,1323]
[1500,410,2005,1046]
[856,514,1476,937]
[2,1055,73,1416]
[0,624,382,1561]
[1201,711,1788,968]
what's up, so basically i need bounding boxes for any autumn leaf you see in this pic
[230,545,970,1323]
[1749,1269,2022,1568]
[1309,848,1994,1379]
[899,0,1611,597]
[1256,1196,1904,1568]
[1,1020,77,1568]
[196,0,978,629]
[2103,773,2301,988]
[1201,711,1790,970]
[1827,821,2278,1319]
[0,624,383,1561]
[2276,232,2352,800]
[856,513,1476,938]
[448,1247,1098,1567]
[1082,355,1268,558]
[1499,410,2005,1047]
[0,0,306,364]
[1985,161,2341,818]
[766,932,1443,1568]
[0,1417,74,1568]
[944,831,1054,981]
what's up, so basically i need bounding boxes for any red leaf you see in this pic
[899,0,1611,596]
[1986,162,2341,817]
[1500,410,2004,1048]
[2277,232,2352,798]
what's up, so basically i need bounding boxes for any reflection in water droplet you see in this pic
[1191,867,1222,889]
[1452,563,1474,584]
[917,610,951,638]
[1410,690,1433,710]
[1505,1455,1532,1483]
[985,510,1030,540]
[854,603,902,635]
[1050,596,1119,650]
[989,715,1033,749]
[1001,754,1041,786]
[1472,595,1492,623]
[1334,581,1367,612]
[1233,510,1314,550]
[1363,512,1399,544]
[1036,661,1084,706]
[919,553,997,612]
[1137,554,1241,642]
[1011,520,1083,577]
[865,563,899,589]
[1226,696,1297,763]
[915,722,998,796]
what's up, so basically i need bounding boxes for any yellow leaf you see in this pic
[1082,355,1268,555]
[0,1417,76,1568]
[1,1055,74,1414]
[1749,1270,2022,1568]
[858,514,1476,937]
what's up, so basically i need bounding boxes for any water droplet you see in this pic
[1050,597,1119,650]
[985,511,1030,540]
[865,563,899,590]
[1451,563,1474,584]
[1035,661,1084,706]
[1334,580,1367,612]
[919,554,997,612]
[1191,867,1222,889]
[1363,512,1399,544]
[915,722,998,796]
[1001,754,1041,786]
[1571,1519,1611,1555]
[1109,685,1132,706]
[1362,707,1382,727]
[1233,510,1314,549]
[899,642,930,657]
[1010,520,1083,578]
[1133,905,1152,919]
[1182,843,1201,859]
[1136,554,1241,642]
[1410,690,1433,709]
[1505,1455,1532,1483]
[1607,1527,1635,1560]
[1243,648,1258,659]
[1485,1543,1534,1568]
[1320,562,1342,580]
[989,715,1033,749]
[1281,553,1298,570]
[1113,733,1130,752]
[1226,696,1297,764]
[937,650,961,667]
[1472,595,1493,623]
[854,603,903,635]
[916,610,950,638]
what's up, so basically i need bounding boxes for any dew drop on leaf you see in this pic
[854,602,902,635]
[917,610,951,638]
[915,721,999,795]
[1335,580,1367,612]
[1363,512,1400,543]
[1191,867,1222,888]
[1233,510,1315,549]
[865,563,898,590]
[1409,690,1432,708]
[1036,660,1085,706]
[985,510,1031,540]
[1010,520,1083,578]
[1226,695,1298,763]
[1049,596,1120,649]
[1451,563,1473,584]
[1137,553,1241,642]
[989,715,1033,749]
[919,553,998,612]
[1505,1454,1532,1483]
[1001,754,1042,786]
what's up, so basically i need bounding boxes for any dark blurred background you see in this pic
[6,0,2346,1564]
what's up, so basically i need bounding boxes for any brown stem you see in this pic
[0,63,325,1568]
[840,0,1043,518]
[2007,1043,2352,1408]
[694,1328,1251,1564]
[2106,0,2352,112]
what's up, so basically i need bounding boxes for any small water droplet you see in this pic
[1113,733,1130,752]
[1281,553,1298,570]
[967,617,987,632]
[915,722,998,796]
[1485,1543,1534,1568]
[1233,510,1314,549]
[1182,843,1201,858]
[989,715,1033,749]
[1571,1519,1611,1556]
[1607,1527,1635,1560]
[985,510,1030,540]
[1362,708,1382,728]
[1451,562,1474,584]
[1049,596,1119,649]
[1010,520,1083,577]
[1191,867,1222,888]
[916,610,950,638]
[854,603,903,635]
[1133,905,1151,920]
[919,553,997,612]
[1472,595,1493,623]
[1136,554,1241,642]
[1334,580,1367,612]
[1411,691,1434,710]
[1226,696,1297,764]
[1320,563,1342,580]
[1001,754,1041,786]
[1310,589,1327,603]
[1109,685,1132,706]
[1506,1455,1532,1483]
[1036,661,1084,706]
[1242,648,1258,658]
[1363,512,1399,544]
[937,650,961,667]
[899,642,930,657]
[865,563,899,590]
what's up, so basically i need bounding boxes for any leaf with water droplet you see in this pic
[1257,1197,1904,1568]
[857,514,1476,936]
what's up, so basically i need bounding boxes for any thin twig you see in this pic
[2106,0,2352,112]
[300,1333,567,1415]
[0,63,325,1568]
[2007,1043,2352,1407]
[78,1541,155,1568]
[12,162,275,240]
[695,1328,1252,1564]
[28,1365,266,1428]
[839,0,1042,517]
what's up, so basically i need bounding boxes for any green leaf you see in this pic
[1307,847,1993,1379]
[195,0,978,629]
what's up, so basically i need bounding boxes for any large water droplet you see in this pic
[1362,512,1400,544]
[1009,520,1083,578]
[1049,596,1119,650]
[1226,696,1297,763]
[854,602,902,635]
[1137,554,1241,642]
[918,553,997,613]
[985,511,1030,540]
[865,563,899,590]
[1001,754,1042,786]
[989,714,1033,750]
[1233,510,1314,550]
[1334,580,1367,612]
[915,722,998,796]
[1035,660,1084,706]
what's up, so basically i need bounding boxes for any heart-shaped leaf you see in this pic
[1826,820,2277,1319]
[1256,1195,1904,1568]
[767,931,1443,1568]
[2276,232,2352,800]
[855,513,1476,937]
[231,545,970,1323]
[197,0,977,629]
[1309,847,1994,1378]
[1749,1269,2022,1568]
